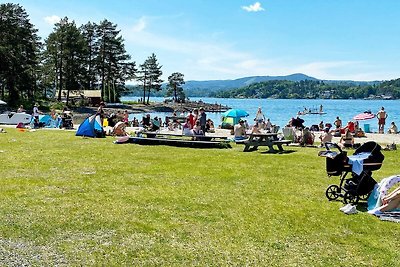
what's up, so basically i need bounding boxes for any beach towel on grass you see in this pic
[377,212,400,223]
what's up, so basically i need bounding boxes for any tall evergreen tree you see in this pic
[166,72,185,102]
[80,22,98,90]
[96,19,133,102]
[0,3,40,106]
[137,53,163,104]
[44,17,86,105]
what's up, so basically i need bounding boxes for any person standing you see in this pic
[17,105,25,113]
[255,107,265,123]
[199,107,207,133]
[334,116,342,129]
[187,110,195,129]
[32,103,42,128]
[376,107,388,134]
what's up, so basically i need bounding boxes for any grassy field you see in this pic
[0,128,399,266]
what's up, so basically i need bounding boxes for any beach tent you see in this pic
[221,109,249,128]
[76,114,104,137]
[39,115,52,126]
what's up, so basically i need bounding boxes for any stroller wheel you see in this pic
[325,185,340,201]
[343,191,359,204]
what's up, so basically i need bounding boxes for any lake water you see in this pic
[121,96,400,133]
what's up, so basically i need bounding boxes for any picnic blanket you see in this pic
[377,212,400,223]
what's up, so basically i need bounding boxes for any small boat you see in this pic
[0,112,32,125]
[308,112,327,115]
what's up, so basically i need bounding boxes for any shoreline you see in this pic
[71,100,230,123]
[2,123,399,146]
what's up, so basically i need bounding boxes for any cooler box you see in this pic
[364,124,370,133]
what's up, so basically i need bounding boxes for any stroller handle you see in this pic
[324,142,343,153]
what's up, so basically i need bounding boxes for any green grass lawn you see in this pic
[0,128,399,266]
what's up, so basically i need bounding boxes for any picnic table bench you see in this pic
[143,131,228,141]
[239,133,291,153]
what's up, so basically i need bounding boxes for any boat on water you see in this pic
[0,112,32,125]
[297,105,326,116]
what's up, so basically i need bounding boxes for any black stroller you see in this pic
[318,141,384,204]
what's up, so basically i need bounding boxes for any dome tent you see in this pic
[76,114,104,137]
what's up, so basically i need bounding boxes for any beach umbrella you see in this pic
[353,112,375,121]
[0,99,6,105]
[222,109,249,118]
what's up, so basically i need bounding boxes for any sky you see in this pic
[4,0,400,81]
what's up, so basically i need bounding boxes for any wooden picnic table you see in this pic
[143,131,228,141]
[242,133,291,152]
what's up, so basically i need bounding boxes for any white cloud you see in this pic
[44,15,61,25]
[132,17,147,32]
[242,2,265,12]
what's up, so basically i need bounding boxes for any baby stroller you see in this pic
[61,112,74,129]
[318,141,384,204]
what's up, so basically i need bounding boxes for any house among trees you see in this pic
[61,90,102,106]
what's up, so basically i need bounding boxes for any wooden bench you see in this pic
[271,140,292,151]
[143,132,228,141]
[130,136,231,149]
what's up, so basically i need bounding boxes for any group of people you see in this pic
[181,108,216,136]
[15,103,73,129]
[233,107,276,140]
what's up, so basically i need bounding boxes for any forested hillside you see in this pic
[212,79,400,99]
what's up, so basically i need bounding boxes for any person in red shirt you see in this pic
[187,110,195,129]
[346,121,355,133]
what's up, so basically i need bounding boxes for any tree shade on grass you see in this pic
[0,128,399,265]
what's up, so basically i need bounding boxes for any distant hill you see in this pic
[124,73,384,97]
[181,74,382,96]
[183,73,318,94]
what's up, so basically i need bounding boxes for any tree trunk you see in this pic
[142,82,146,105]
[146,87,151,105]
[66,89,70,107]
[7,77,18,107]
[174,84,177,102]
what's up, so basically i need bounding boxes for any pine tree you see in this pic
[44,17,86,105]
[137,53,163,104]
[80,22,98,90]
[166,72,185,102]
[96,19,133,102]
[0,3,40,106]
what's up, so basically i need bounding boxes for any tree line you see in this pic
[211,79,400,99]
[0,3,186,107]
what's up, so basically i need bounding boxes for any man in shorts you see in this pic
[376,107,388,134]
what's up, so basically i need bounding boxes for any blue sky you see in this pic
[5,0,400,81]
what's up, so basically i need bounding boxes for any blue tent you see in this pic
[221,109,249,127]
[76,114,104,137]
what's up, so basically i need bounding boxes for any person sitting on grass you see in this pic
[301,127,314,146]
[369,186,400,215]
[206,118,215,133]
[319,127,333,147]
[112,121,128,136]
[387,121,398,134]
[234,120,247,141]
[191,120,204,140]
[182,118,192,136]
[339,128,354,148]
[251,122,261,134]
